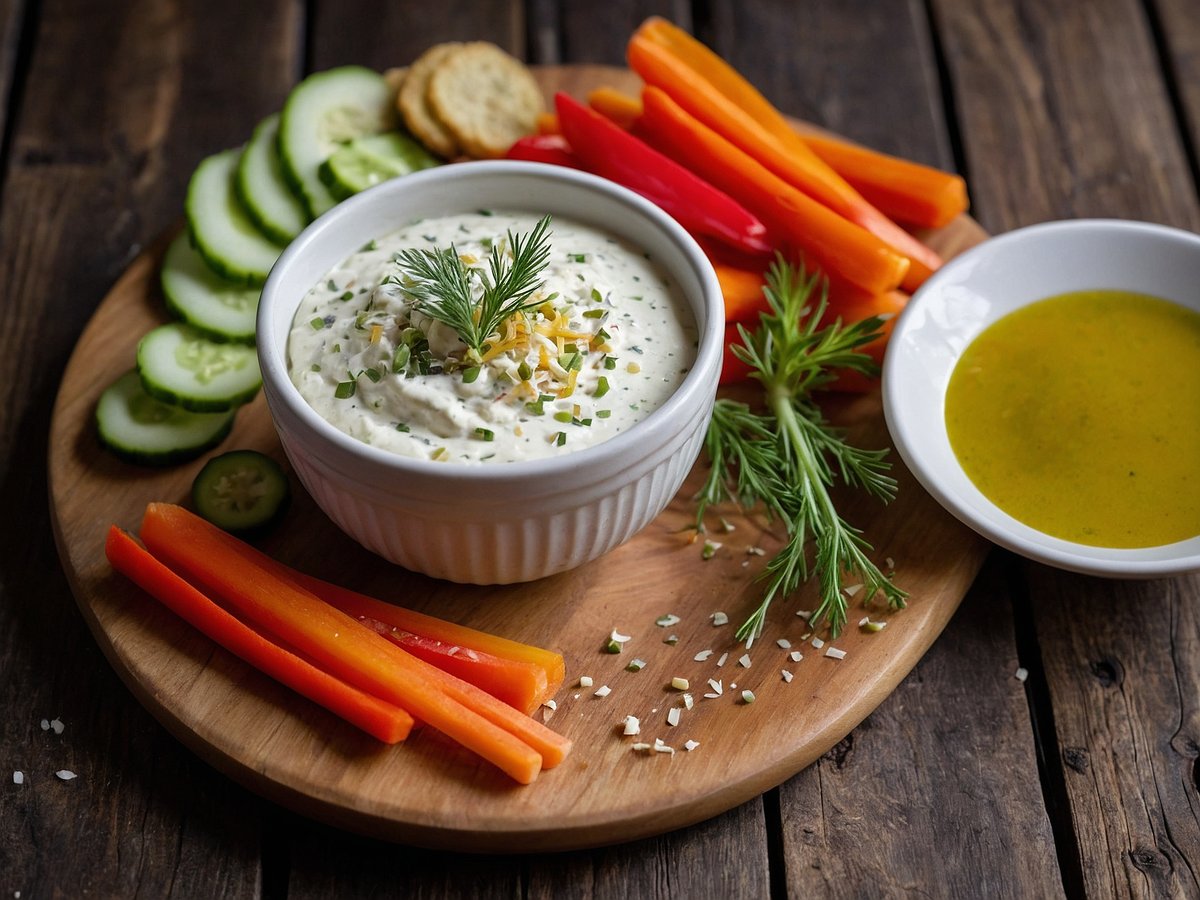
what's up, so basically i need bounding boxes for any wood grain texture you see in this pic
[1152,0,1200,168]
[931,0,1200,235]
[934,0,1200,893]
[46,66,987,853]
[0,0,301,894]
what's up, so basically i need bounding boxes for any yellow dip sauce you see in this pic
[945,289,1200,548]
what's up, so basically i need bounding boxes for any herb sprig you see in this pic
[698,258,907,645]
[393,215,554,357]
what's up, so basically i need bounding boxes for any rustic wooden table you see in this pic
[4,1,1199,897]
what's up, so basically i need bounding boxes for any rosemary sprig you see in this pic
[698,258,907,645]
[393,214,554,357]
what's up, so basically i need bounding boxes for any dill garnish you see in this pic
[698,258,907,645]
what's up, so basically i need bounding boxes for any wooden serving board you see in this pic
[47,67,989,852]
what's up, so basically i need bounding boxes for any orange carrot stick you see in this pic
[587,86,643,129]
[713,261,769,325]
[535,111,560,135]
[628,19,943,289]
[104,525,413,744]
[802,134,968,229]
[638,86,909,295]
[139,504,562,783]
[284,571,565,705]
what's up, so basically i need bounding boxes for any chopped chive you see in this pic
[594,376,610,399]
[478,209,494,216]
[326,279,338,291]
[462,366,481,384]
[517,360,533,381]
[359,239,378,252]
[555,431,567,446]
[596,327,611,342]
[553,411,573,423]
[597,409,612,418]
[310,363,321,372]
[395,422,410,432]
[474,427,495,442]
[525,400,545,415]
[365,367,382,383]
[392,344,410,373]
[603,639,622,654]
[310,317,325,330]
[590,287,603,303]
[582,308,606,319]
[604,356,617,370]
[539,393,556,402]
[340,291,354,301]
[569,253,587,263]
[334,380,356,399]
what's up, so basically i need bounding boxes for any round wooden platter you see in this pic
[47,67,990,852]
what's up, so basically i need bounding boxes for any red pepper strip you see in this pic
[554,92,774,258]
[104,525,413,744]
[505,133,583,170]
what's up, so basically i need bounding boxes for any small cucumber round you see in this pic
[191,449,291,535]
[161,231,260,344]
[236,114,309,244]
[318,131,441,201]
[137,322,262,412]
[96,370,235,466]
[279,66,396,220]
[186,148,285,287]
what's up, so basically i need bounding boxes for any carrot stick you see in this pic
[628,21,943,290]
[587,86,643,129]
[104,525,413,744]
[802,134,968,229]
[713,261,769,325]
[638,86,909,295]
[138,504,561,784]
[535,111,560,135]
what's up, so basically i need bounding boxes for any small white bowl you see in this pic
[883,218,1200,578]
[258,161,723,584]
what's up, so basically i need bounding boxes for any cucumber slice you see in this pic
[318,131,442,201]
[279,66,396,220]
[96,370,235,466]
[186,148,285,287]
[137,322,262,412]
[161,231,260,344]
[236,114,309,244]
[191,449,291,534]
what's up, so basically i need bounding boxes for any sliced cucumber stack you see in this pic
[279,66,396,220]
[186,148,285,287]
[161,231,260,344]
[137,322,262,412]
[97,371,236,466]
[319,131,441,201]
[236,114,309,244]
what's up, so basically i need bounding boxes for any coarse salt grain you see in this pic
[50,718,64,735]
[738,654,752,668]
[1015,667,1029,682]
[667,708,681,727]
[825,646,847,660]
[683,693,694,710]
[670,676,690,691]
[707,678,723,695]
[717,652,728,667]
[781,670,793,683]
[55,770,77,781]
[594,685,612,698]
[777,638,792,649]
[789,651,803,662]
[578,675,594,688]
[653,738,675,755]
[13,771,24,785]
[844,584,864,598]
[711,611,728,626]
[811,637,825,649]
[796,610,812,620]
[623,715,641,736]
[684,740,700,752]
[693,650,713,662]
[747,546,765,556]
[39,720,49,731]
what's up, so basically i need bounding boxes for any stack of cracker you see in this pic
[397,42,544,160]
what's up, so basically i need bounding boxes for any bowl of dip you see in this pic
[258,160,723,584]
[883,218,1200,578]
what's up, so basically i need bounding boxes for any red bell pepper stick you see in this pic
[553,92,773,258]
[505,133,582,170]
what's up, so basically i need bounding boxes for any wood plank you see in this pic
[931,0,1200,234]
[1150,0,1200,170]
[1030,570,1200,897]
[0,0,300,893]
[934,0,1200,892]
[0,0,26,148]
[778,558,1064,897]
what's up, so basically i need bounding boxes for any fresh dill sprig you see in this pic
[393,214,554,357]
[698,257,907,645]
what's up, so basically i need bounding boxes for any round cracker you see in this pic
[397,43,461,159]
[427,42,544,159]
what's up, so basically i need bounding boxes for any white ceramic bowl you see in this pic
[883,218,1200,578]
[258,161,723,584]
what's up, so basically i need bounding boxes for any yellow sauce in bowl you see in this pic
[945,289,1200,548]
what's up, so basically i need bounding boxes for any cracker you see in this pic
[397,43,461,159]
[427,42,543,159]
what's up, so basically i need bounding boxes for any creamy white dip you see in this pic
[287,211,697,463]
